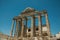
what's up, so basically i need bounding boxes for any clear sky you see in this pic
[0,0,60,35]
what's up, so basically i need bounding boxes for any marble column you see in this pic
[45,14,50,40]
[10,20,14,40]
[21,19,24,38]
[25,18,27,37]
[25,18,28,40]
[38,14,42,36]
[15,20,19,39]
[38,14,42,40]
[10,20,14,36]
[25,18,27,28]
[31,16,35,37]
[19,19,22,37]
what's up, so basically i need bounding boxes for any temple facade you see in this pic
[10,7,51,40]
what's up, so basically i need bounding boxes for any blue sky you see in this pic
[0,0,60,35]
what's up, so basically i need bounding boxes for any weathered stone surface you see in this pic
[0,7,52,40]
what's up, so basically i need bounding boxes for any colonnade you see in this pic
[10,12,50,40]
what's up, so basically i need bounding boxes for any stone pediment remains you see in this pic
[22,7,35,14]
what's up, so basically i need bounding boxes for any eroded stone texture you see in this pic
[0,7,51,40]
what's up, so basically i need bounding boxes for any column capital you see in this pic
[44,13,48,16]
[31,15,35,19]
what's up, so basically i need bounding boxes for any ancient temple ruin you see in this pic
[10,7,51,40]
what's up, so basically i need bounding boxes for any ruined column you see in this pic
[25,18,27,37]
[38,13,42,40]
[31,15,35,37]
[45,13,50,40]
[16,20,19,37]
[10,20,14,36]
[10,20,14,40]
[38,14,42,36]
[17,19,22,37]
[25,18,27,28]
[21,19,24,38]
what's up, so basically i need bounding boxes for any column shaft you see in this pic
[16,20,19,37]
[10,20,14,36]
[10,20,14,40]
[45,14,50,36]
[21,19,24,38]
[25,18,27,37]
[38,15,42,36]
[20,20,22,37]
[31,16,35,37]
